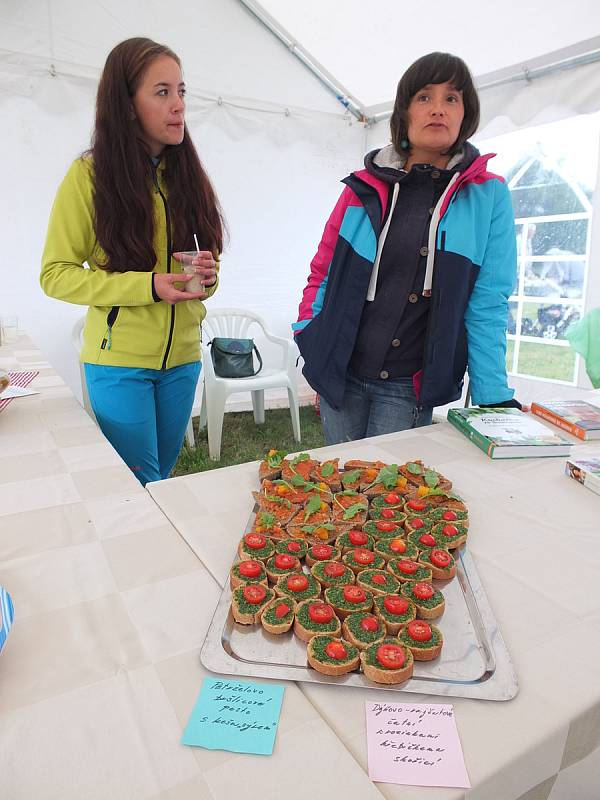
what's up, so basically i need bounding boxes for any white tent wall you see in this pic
[0,0,366,406]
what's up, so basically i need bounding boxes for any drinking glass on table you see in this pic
[0,316,18,344]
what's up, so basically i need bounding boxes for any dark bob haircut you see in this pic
[390,52,480,157]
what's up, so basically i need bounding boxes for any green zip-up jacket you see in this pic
[41,156,218,369]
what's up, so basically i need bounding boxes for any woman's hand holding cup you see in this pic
[173,250,218,294]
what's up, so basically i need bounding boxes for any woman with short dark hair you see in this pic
[295,51,521,444]
[41,37,225,483]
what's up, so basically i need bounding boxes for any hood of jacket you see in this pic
[363,141,481,184]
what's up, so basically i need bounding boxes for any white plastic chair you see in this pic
[196,308,301,460]
[71,315,95,418]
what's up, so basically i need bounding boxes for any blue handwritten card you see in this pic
[182,678,284,755]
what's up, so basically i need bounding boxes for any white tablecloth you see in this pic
[0,335,385,800]
[147,412,600,800]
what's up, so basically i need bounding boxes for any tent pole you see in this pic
[236,0,371,124]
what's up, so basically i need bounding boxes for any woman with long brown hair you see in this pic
[41,37,224,484]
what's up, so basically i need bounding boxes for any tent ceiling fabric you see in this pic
[256,0,600,115]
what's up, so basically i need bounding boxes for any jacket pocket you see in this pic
[101,306,120,350]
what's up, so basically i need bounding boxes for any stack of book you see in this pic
[531,399,600,440]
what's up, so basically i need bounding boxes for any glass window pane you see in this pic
[520,301,581,340]
[530,219,587,255]
[517,342,576,381]
[506,338,515,374]
[523,260,585,299]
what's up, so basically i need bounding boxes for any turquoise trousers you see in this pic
[84,361,201,486]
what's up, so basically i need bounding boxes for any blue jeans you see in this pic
[319,372,433,445]
[84,361,201,486]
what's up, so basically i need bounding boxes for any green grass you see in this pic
[517,341,575,381]
[173,404,326,476]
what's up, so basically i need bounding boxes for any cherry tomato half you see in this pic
[308,602,334,623]
[349,530,368,546]
[384,492,401,505]
[412,582,435,600]
[430,549,451,568]
[343,585,366,603]
[324,561,346,578]
[245,533,267,550]
[406,620,432,641]
[360,615,380,632]
[238,560,262,578]
[383,595,409,615]
[353,548,375,565]
[287,574,309,593]
[376,521,396,532]
[312,544,333,560]
[275,602,291,618]
[274,553,297,570]
[242,584,267,604]
[325,641,348,660]
[376,643,406,669]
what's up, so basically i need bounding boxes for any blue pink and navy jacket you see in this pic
[293,144,516,410]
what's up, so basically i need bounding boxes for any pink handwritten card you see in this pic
[366,701,470,788]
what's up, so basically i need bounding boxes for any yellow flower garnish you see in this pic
[417,486,431,497]
[268,449,277,457]
[276,485,289,495]
[315,527,329,540]
[396,476,408,487]
[319,482,328,490]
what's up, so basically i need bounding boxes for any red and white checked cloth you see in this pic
[0,370,40,413]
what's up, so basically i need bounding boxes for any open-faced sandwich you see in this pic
[356,568,400,596]
[287,495,332,535]
[274,571,321,602]
[427,506,469,528]
[258,449,287,482]
[374,536,419,562]
[249,510,287,540]
[324,584,374,619]
[264,552,302,583]
[331,491,369,531]
[387,558,433,584]
[373,593,416,634]
[418,547,457,580]
[361,464,413,499]
[431,521,468,549]
[341,611,386,650]
[335,529,374,554]
[275,537,308,560]
[311,458,343,493]
[294,599,341,642]
[260,597,296,634]
[251,490,298,527]
[342,548,386,575]
[305,542,342,568]
[306,635,360,676]
[406,527,443,551]
[281,453,320,483]
[231,583,275,625]
[400,581,445,619]
[398,619,444,660]
[238,532,276,562]
[261,478,332,508]
[229,559,268,590]
[311,559,355,589]
[360,638,414,684]
[399,460,452,493]
[363,517,406,540]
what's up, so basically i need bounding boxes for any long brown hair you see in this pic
[390,52,480,158]
[90,37,224,272]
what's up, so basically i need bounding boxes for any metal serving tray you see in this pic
[201,535,518,701]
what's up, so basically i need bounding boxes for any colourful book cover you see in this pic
[565,456,600,497]
[447,407,572,459]
[531,400,600,441]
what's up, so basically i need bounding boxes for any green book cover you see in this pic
[447,407,572,459]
